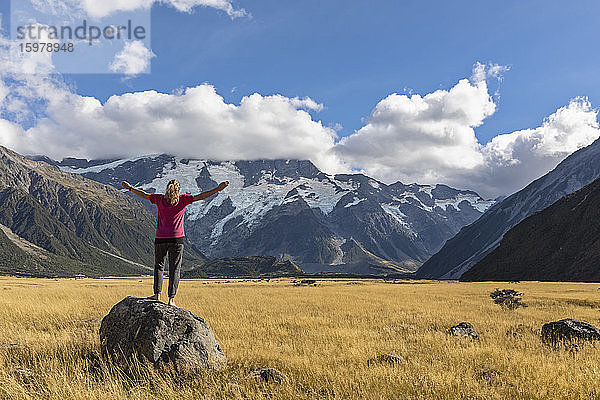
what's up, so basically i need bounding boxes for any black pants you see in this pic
[154,241,184,298]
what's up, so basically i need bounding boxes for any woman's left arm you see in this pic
[193,181,229,202]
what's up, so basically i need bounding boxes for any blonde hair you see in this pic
[164,179,180,205]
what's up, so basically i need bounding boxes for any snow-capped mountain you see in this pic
[45,155,494,275]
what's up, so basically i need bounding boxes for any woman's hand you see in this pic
[217,181,229,191]
[121,181,132,190]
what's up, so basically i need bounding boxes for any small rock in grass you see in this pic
[247,368,287,383]
[448,322,479,340]
[13,369,34,378]
[367,353,404,366]
[475,369,500,382]
[541,318,600,345]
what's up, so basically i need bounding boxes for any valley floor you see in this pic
[1,278,599,399]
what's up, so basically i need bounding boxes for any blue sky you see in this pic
[1,0,599,197]
[54,0,600,143]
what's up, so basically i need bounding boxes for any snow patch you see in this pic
[344,197,366,208]
[295,179,350,214]
[59,155,157,174]
[380,203,415,234]
[434,195,495,212]
[395,192,433,212]
[368,179,381,189]
[419,185,434,196]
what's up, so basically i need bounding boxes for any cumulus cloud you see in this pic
[0,31,342,172]
[0,39,598,198]
[0,118,27,150]
[334,63,600,197]
[109,41,156,75]
[473,97,600,196]
[33,0,248,19]
[0,29,67,124]
[3,84,345,174]
[335,63,496,185]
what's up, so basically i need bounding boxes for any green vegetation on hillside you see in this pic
[0,145,205,277]
[0,228,149,278]
[184,255,302,278]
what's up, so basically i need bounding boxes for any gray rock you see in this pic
[367,353,404,366]
[541,318,600,345]
[100,296,226,370]
[448,322,479,340]
[247,368,287,383]
[475,369,500,382]
[13,369,34,378]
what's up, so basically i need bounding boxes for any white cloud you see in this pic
[34,0,248,19]
[0,42,598,198]
[0,78,8,108]
[0,119,27,150]
[161,0,248,18]
[0,28,66,124]
[288,96,324,112]
[4,84,345,174]
[0,31,342,173]
[334,64,600,197]
[109,41,155,75]
[471,62,510,83]
[473,97,600,196]
[334,63,496,186]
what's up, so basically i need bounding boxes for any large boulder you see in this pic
[100,296,226,370]
[541,318,600,345]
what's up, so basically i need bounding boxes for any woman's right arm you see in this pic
[122,181,151,200]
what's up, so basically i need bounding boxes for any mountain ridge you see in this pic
[0,145,205,277]
[38,154,495,275]
[416,137,600,279]
[460,176,600,282]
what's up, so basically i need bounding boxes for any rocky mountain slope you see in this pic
[0,146,204,277]
[416,138,600,280]
[0,223,145,277]
[44,155,495,275]
[460,177,600,282]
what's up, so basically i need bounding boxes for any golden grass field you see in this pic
[1,277,600,399]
